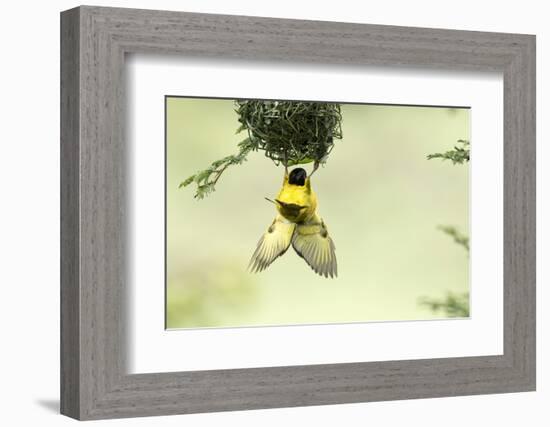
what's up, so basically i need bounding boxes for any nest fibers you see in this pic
[236,100,343,166]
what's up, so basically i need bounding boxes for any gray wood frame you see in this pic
[60,5,536,420]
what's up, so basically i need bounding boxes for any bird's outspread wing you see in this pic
[292,214,337,278]
[249,215,296,273]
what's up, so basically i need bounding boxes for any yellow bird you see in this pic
[249,167,337,278]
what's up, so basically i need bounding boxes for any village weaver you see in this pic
[249,165,337,278]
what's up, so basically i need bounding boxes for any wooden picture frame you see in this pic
[60,5,536,420]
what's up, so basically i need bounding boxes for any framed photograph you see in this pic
[60,6,536,420]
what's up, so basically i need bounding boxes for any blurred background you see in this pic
[166,97,470,329]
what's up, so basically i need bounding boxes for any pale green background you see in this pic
[166,97,470,329]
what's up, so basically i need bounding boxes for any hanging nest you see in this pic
[235,100,342,166]
[180,99,343,199]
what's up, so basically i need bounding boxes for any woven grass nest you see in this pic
[181,99,343,199]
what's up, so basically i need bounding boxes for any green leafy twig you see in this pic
[438,225,470,253]
[179,138,255,199]
[419,292,470,317]
[419,227,469,316]
[420,141,470,317]
[427,139,470,165]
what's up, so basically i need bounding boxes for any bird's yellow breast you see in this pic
[276,179,317,223]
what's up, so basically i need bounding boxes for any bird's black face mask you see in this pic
[288,168,307,186]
